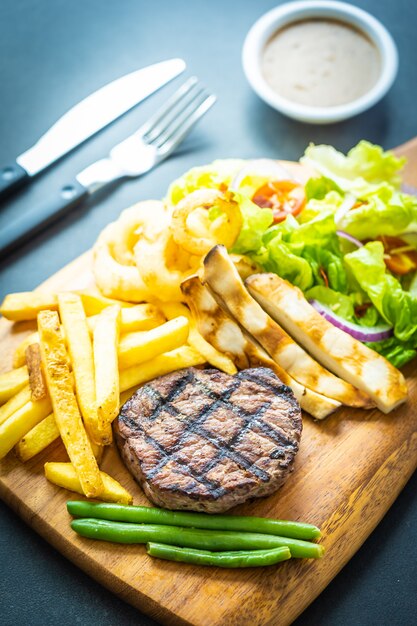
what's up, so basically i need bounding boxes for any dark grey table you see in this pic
[1,1,416,624]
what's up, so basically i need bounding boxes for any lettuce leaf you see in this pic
[248,210,346,292]
[166,159,245,205]
[231,192,273,254]
[345,242,417,343]
[288,209,338,246]
[301,140,406,193]
[305,176,342,200]
[342,190,417,239]
[302,246,348,292]
[252,240,314,291]
[298,191,344,224]
[299,139,416,240]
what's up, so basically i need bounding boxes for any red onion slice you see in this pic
[309,299,393,342]
[336,230,363,248]
[231,159,294,190]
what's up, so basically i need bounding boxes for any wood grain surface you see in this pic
[1,143,416,626]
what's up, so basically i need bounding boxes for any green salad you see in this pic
[167,141,417,368]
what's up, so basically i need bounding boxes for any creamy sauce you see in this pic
[262,19,381,107]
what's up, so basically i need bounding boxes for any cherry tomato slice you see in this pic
[252,180,306,223]
[378,236,417,275]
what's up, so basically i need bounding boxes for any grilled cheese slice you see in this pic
[246,273,408,413]
[202,245,373,409]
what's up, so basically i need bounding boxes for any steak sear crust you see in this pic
[115,367,302,513]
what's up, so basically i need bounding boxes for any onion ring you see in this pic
[171,188,242,255]
[93,201,168,302]
[110,201,170,265]
[135,229,201,302]
[93,224,152,302]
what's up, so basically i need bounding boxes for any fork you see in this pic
[0,78,216,258]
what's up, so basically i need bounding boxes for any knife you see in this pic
[0,58,186,200]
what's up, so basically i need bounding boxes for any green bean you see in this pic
[70,519,324,558]
[146,543,291,567]
[66,501,320,540]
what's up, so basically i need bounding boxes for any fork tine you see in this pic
[139,77,199,139]
[159,94,217,156]
[152,89,211,148]
[145,82,206,144]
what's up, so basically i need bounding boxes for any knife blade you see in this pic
[0,58,186,199]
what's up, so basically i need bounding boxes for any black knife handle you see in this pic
[0,162,30,200]
[0,179,88,259]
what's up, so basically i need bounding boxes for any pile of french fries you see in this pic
[0,288,238,503]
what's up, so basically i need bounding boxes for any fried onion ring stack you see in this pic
[93,190,247,302]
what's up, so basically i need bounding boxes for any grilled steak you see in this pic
[115,366,302,513]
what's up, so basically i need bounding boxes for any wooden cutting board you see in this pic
[1,139,417,626]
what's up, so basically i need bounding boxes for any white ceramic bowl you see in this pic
[242,0,398,124]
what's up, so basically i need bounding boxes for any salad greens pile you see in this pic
[167,142,417,367]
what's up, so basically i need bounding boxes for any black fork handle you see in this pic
[0,179,88,259]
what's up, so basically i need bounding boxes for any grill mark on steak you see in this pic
[196,391,297,479]
[116,366,302,512]
[144,371,273,483]
[120,370,196,434]
[234,370,299,448]
[139,434,228,499]
[142,369,195,424]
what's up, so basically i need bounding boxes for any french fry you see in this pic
[158,301,190,321]
[119,345,206,392]
[58,292,102,444]
[44,462,133,505]
[25,343,48,401]
[0,366,29,404]
[187,327,237,375]
[161,301,237,375]
[13,326,73,368]
[93,305,121,437]
[0,384,31,426]
[15,413,59,462]
[13,331,40,368]
[89,439,104,464]
[38,310,103,498]
[87,303,165,334]
[0,397,52,459]
[119,303,165,333]
[16,388,132,462]
[118,316,189,370]
[0,292,58,321]
[78,290,133,317]
[14,415,103,464]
